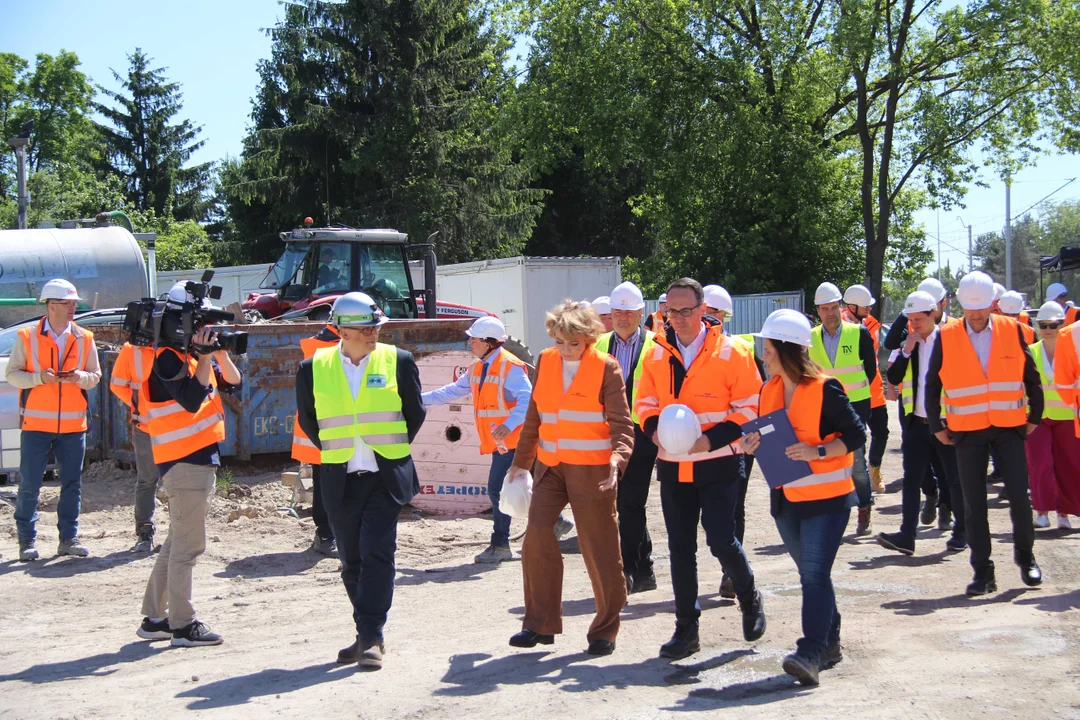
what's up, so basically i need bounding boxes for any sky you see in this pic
[3,0,1077,278]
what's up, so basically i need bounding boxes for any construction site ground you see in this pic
[1,411,1078,719]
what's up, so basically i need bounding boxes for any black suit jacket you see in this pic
[296,347,427,505]
[886,332,930,430]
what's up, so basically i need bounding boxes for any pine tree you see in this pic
[93,49,212,221]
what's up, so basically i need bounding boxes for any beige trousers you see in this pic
[141,462,215,629]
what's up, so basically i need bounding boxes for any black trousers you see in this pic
[919,443,953,507]
[953,426,1035,571]
[618,429,658,580]
[322,470,402,643]
[735,455,754,543]
[311,465,335,541]
[868,404,890,467]
[900,417,965,539]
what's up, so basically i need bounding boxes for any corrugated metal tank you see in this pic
[0,227,148,327]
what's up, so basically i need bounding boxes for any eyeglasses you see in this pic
[348,326,380,336]
[1038,322,1063,330]
[667,305,702,319]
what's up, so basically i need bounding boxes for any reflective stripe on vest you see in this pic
[312,343,410,463]
[899,349,945,419]
[470,348,527,454]
[1030,341,1073,421]
[758,375,855,502]
[809,322,871,402]
[143,348,226,463]
[938,315,1028,430]
[533,346,612,466]
[595,330,657,424]
[292,330,341,463]
[18,319,93,434]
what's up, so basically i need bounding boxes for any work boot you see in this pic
[966,562,997,597]
[738,588,767,642]
[869,465,885,494]
[718,573,736,599]
[474,544,513,564]
[920,492,938,526]
[855,506,872,536]
[631,569,657,594]
[659,620,700,659]
[937,505,953,532]
[782,652,820,686]
[310,534,339,559]
[337,638,359,663]
[877,531,915,556]
[131,525,155,553]
[358,640,384,670]
[945,531,968,552]
[19,540,39,562]
[554,516,575,541]
[57,538,89,557]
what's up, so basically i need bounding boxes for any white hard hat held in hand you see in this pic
[610,282,645,311]
[499,467,533,518]
[704,285,734,316]
[1037,301,1065,322]
[467,316,508,341]
[956,271,995,311]
[658,403,702,456]
[998,291,1025,315]
[843,284,876,307]
[917,278,947,303]
[814,282,843,306]
[755,309,813,347]
[38,278,83,303]
[903,291,938,315]
[592,296,611,315]
[1046,282,1068,302]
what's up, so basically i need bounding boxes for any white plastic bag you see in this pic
[658,403,702,456]
[499,468,534,518]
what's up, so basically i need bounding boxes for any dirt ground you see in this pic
[1,411,1078,720]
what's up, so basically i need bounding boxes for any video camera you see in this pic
[123,270,249,355]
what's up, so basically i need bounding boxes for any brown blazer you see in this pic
[513,351,635,484]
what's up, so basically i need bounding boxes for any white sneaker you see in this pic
[1058,514,1072,530]
[1034,514,1050,528]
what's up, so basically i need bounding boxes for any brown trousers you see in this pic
[521,462,626,643]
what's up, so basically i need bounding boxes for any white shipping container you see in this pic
[434,257,622,351]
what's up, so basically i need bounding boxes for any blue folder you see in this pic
[741,410,812,490]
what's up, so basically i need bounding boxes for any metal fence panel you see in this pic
[644,291,804,335]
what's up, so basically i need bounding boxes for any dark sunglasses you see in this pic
[1038,322,1063,330]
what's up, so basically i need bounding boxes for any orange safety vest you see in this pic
[17,319,95,434]
[1067,306,1080,328]
[759,375,855,502]
[844,309,885,409]
[470,348,527,455]
[533,346,612,466]
[1053,323,1080,437]
[938,315,1028,431]
[144,347,227,464]
[1017,320,1035,346]
[109,342,156,431]
[291,326,341,463]
[649,311,666,330]
[635,325,761,482]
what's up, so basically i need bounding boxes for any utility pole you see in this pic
[6,136,30,229]
[958,216,973,272]
[1005,179,1013,289]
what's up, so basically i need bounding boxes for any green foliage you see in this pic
[126,209,214,272]
[215,466,234,496]
[0,161,127,229]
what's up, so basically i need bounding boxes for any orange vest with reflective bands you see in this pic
[938,315,1028,431]
[844,309,886,409]
[1067,306,1080,328]
[533,347,612,466]
[17,319,95,433]
[291,327,341,463]
[109,342,156,431]
[470,349,527,455]
[759,376,855,502]
[649,311,665,330]
[635,325,761,482]
[144,348,227,464]
[1017,321,1035,346]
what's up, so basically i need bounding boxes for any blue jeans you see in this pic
[16,431,86,543]
[774,506,849,661]
[487,449,516,547]
[853,444,873,508]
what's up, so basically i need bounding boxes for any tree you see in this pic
[224,0,543,265]
[93,49,212,222]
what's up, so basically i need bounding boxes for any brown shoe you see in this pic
[337,639,359,664]
[856,506,872,536]
[358,641,384,670]
[869,466,885,494]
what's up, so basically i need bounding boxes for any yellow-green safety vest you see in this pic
[1030,341,1072,421]
[809,322,871,403]
[899,353,945,418]
[312,343,411,462]
[595,329,657,424]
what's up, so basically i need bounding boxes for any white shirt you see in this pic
[46,320,72,360]
[562,359,580,392]
[965,319,992,374]
[902,327,939,418]
[676,323,708,369]
[339,346,380,474]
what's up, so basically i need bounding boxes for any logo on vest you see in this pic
[366,374,387,389]
[842,344,853,353]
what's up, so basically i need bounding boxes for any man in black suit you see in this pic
[877,290,966,556]
[296,292,426,670]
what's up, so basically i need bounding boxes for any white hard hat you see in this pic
[843,284,876,307]
[814,282,843,306]
[956,271,995,311]
[579,299,592,308]
[657,403,702,456]
[917,277,947,303]
[38,278,83,303]
[1036,301,1066,322]
[704,285,734,315]
[331,291,388,327]
[610,281,645,311]
[658,293,668,303]
[1046,282,1069,302]
[466,316,507,341]
[998,290,1025,315]
[755,308,812,347]
[498,468,533,518]
[166,281,210,308]
[992,283,1006,302]
[592,296,611,315]
[903,290,938,315]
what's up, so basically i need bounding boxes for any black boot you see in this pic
[659,620,700,659]
[966,561,997,596]
[738,588,766,642]
[1018,554,1042,587]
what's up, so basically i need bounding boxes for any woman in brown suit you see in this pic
[507,300,635,656]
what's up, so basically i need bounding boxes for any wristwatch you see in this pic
[817,445,827,459]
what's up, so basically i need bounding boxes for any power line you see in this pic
[1014,179,1077,219]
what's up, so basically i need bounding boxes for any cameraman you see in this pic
[136,282,242,648]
